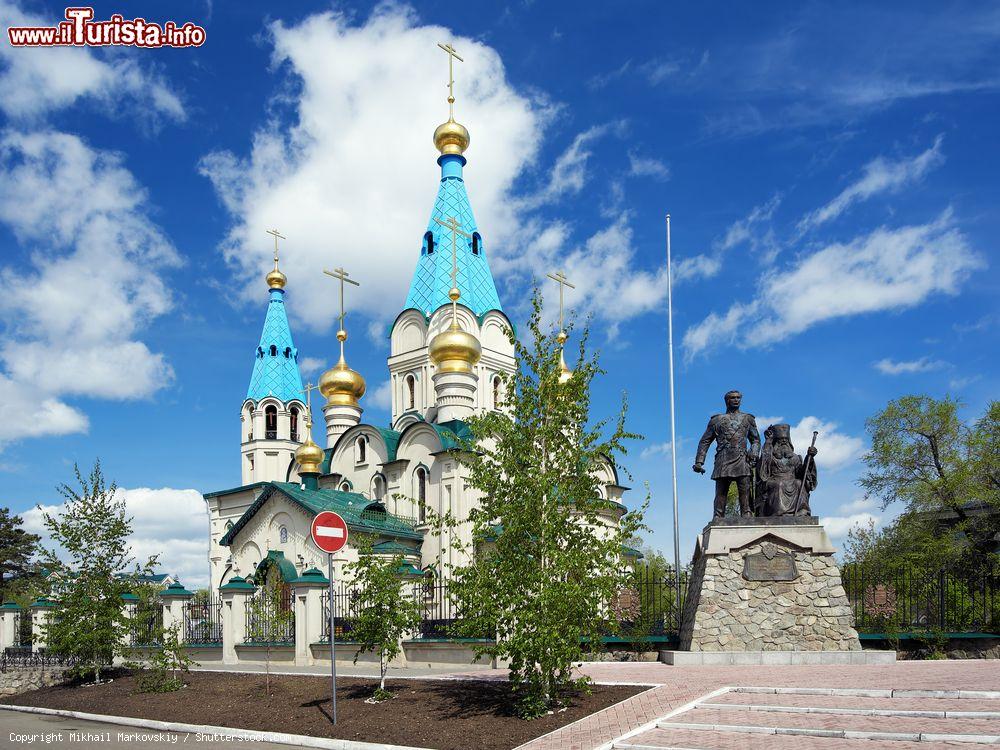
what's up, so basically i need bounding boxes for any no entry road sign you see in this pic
[311,511,348,554]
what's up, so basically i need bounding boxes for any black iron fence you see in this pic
[0,650,74,673]
[607,568,688,639]
[128,601,163,647]
[841,565,1000,634]
[320,585,360,641]
[184,598,223,644]
[244,586,294,644]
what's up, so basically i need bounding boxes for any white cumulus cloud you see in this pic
[0,130,179,444]
[683,210,983,358]
[798,135,945,232]
[822,511,881,540]
[24,487,210,589]
[0,0,185,124]
[873,357,946,375]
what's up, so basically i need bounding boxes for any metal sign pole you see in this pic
[328,553,337,725]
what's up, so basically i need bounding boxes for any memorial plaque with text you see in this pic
[743,551,799,581]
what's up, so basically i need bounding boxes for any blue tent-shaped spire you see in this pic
[246,282,304,404]
[404,154,503,318]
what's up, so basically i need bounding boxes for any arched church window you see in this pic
[265,405,277,439]
[472,232,481,255]
[283,347,291,358]
[340,481,351,493]
[256,346,264,358]
[357,436,367,464]
[492,375,502,408]
[269,344,277,357]
[424,231,434,255]
[290,407,299,442]
[405,374,416,410]
[416,467,427,524]
[225,520,234,531]
[372,475,385,500]
[279,526,288,544]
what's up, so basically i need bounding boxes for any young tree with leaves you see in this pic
[0,507,40,600]
[441,291,646,717]
[344,535,421,699]
[244,581,293,695]
[40,462,157,683]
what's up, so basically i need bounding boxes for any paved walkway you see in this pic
[515,660,1000,750]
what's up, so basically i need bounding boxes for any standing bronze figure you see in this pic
[756,424,818,516]
[694,390,761,518]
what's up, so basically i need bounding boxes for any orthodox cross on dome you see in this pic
[266,228,286,269]
[546,270,576,335]
[434,215,471,326]
[322,266,360,357]
[300,381,319,426]
[437,42,463,119]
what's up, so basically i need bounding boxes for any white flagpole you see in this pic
[666,214,682,608]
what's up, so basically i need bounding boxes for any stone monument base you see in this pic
[676,518,889,659]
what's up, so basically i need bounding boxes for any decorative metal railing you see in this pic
[0,650,75,673]
[184,598,223,644]
[244,586,294,644]
[320,585,359,642]
[841,564,1000,634]
[128,601,163,647]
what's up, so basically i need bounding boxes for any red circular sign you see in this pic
[311,511,349,554]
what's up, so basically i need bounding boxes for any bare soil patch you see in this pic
[1,671,643,750]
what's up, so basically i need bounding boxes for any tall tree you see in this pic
[40,462,156,682]
[852,396,1000,571]
[0,507,40,597]
[441,291,646,717]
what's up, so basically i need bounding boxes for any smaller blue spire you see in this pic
[246,283,304,404]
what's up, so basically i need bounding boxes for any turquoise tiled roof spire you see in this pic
[246,276,304,404]
[404,154,503,318]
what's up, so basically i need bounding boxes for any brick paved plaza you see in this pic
[513,660,1000,750]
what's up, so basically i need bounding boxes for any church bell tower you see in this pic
[241,231,306,484]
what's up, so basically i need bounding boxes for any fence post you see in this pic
[219,576,256,665]
[0,602,20,649]
[29,597,58,652]
[160,582,195,638]
[291,567,328,666]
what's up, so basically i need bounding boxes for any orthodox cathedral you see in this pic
[203,61,630,591]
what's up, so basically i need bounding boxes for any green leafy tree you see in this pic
[854,396,1000,571]
[439,291,646,717]
[0,507,40,599]
[40,462,157,683]
[130,624,196,693]
[245,581,293,696]
[344,535,421,699]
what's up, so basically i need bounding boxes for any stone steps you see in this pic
[616,727,983,749]
[611,685,1000,749]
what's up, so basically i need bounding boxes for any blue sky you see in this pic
[1,0,997,586]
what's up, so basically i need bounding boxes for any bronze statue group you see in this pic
[693,390,819,519]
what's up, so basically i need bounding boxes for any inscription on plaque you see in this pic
[742,543,798,581]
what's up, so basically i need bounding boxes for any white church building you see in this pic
[202,78,631,593]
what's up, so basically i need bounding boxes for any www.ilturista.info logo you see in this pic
[8,7,206,48]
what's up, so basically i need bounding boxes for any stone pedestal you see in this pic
[674,518,875,659]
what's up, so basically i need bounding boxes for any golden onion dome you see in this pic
[295,435,324,475]
[266,267,287,290]
[319,332,366,406]
[434,118,470,156]
[557,331,573,384]
[429,322,482,373]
